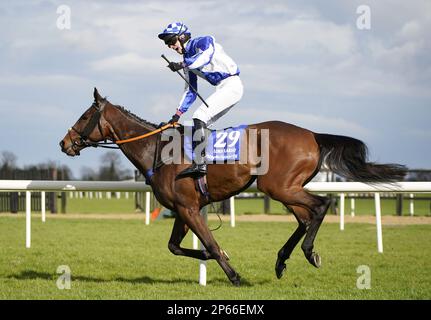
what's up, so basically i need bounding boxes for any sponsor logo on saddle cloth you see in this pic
[184,125,247,163]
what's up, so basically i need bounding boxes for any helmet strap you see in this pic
[179,34,191,54]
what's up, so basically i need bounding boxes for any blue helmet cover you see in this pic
[158,22,191,39]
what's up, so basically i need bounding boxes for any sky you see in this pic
[0,0,430,178]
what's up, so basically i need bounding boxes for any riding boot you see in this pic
[177,119,208,178]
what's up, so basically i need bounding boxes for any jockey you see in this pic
[158,22,243,178]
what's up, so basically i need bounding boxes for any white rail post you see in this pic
[199,206,208,286]
[145,192,151,225]
[192,230,206,286]
[199,251,207,286]
[409,193,414,216]
[350,194,355,217]
[230,196,235,228]
[26,191,31,248]
[339,193,345,231]
[41,191,46,223]
[374,193,383,253]
[192,233,199,250]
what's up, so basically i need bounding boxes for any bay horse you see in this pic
[59,88,406,286]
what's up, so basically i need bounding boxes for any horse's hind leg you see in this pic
[275,205,309,279]
[300,194,331,268]
[259,183,330,271]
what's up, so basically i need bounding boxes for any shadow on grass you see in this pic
[206,277,270,287]
[6,270,267,287]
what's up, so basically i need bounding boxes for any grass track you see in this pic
[62,194,431,216]
[0,215,430,299]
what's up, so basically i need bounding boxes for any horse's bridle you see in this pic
[67,101,115,153]
[67,101,179,154]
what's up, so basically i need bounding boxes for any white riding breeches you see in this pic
[192,75,243,126]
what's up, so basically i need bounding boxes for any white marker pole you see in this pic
[145,192,150,225]
[199,206,208,286]
[409,193,414,216]
[374,193,383,253]
[41,191,46,223]
[339,193,345,231]
[26,191,31,248]
[199,250,207,286]
[230,196,235,227]
[350,195,355,217]
[192,233,199,250]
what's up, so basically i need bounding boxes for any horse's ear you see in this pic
[93,87,102,102]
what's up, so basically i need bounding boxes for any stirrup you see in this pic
[177,163,207,178]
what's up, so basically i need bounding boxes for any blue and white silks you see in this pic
[177,36,240,115]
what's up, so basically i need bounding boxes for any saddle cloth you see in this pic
[184,125,247,163]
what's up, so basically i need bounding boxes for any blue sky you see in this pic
[0,0,430,178]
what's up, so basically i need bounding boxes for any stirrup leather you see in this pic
[177,163,207,178]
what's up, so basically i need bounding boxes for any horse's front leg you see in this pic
[176,204,241,286]
[168,214,214,260]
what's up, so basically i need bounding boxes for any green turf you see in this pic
[66,194,138,214]
[236,196,431,216]
[60,193,431,216]
[0,216,430,299]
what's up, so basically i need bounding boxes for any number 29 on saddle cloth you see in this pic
[184,125,247,163]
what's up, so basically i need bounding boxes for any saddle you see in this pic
[162,124,247,163]
[152,124,247,200]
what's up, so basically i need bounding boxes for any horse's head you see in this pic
[59,88,112,156]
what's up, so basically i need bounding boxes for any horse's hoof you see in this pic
[231,275,241,286]
[275,261,286,279]
[310,252,321,268]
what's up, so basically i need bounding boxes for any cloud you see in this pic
[241,60,410,98]
[90,53,161,74]
[405,129,431,139]
[230,106,372,138]
[146,94,178,118]
[0,73,92,88]
[266,19,357,56]
[368,37,424,68]
[0,0,430,173]
[398,21,422,40]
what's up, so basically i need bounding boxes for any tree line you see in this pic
[0,151,132,181]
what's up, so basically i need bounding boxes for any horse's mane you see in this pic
[114,104,158,130]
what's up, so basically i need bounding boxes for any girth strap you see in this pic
[195,176,211,202]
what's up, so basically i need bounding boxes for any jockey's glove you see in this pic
[167,61,185,72]
[168,114,180,124]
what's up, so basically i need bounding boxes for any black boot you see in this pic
[177,119,208,178]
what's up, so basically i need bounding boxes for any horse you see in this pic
[59,88,407,286]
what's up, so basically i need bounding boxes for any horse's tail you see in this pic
[314,133,407,183]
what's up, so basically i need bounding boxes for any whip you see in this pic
[161,54,209,108]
